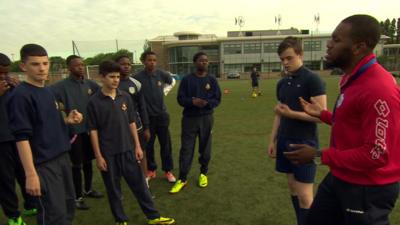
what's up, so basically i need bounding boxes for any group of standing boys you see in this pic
[0,40,221,225]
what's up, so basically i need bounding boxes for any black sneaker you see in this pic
[75,197,89,210]
[83,190,104,198]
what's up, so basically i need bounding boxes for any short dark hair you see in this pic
[20,44,48,62]
[140,51,156,61]
[193,52,207,62]
[341,14,380,50]
[99,60,120,76]
[115,55,130,63]
[66,55,82,66]
[0,53,11,66]
[277,36,303,55]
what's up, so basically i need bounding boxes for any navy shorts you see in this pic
[276,137,317,183]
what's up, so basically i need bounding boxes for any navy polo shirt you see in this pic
[276,66,325,139]
[118,76,149,130]
[7,82,70,164]
[87,89,136,156]
[134,69,172,117]
[177,73,221,117]
[50,76,99,135]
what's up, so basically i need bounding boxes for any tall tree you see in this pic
[389,18,397,43]
[84,49,133,65]
[397,18,400,43]
[380,21,386,36]
[143,39,151,52]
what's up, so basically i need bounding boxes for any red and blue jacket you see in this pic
[320,53,400,185]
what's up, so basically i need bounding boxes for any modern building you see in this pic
[149,29,388,77]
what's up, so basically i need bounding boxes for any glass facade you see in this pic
[263,42,280,53]
[303,61,321,70]
[223,43,242,54]
[303,40,321,51]
[244,43,261,54]
[262,62,282,72]
[168,45,220,77]
[244,63,261,72]
[224,64,242,73]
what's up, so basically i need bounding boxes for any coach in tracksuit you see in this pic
[50,55,103,210]
[169,52,221,194]
[135,51,175,182]
[285,15,400,225]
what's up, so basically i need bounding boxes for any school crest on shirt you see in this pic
[58,102,65,111]
[157,81,162,86]
[88,88,93,95]
[129,87,136,94]
[121,103,127,111]
[205,83,211,90]
[336,94,344,108]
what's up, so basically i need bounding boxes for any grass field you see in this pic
[3,77,400,225]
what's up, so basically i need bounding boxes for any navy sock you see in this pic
[291,195,300,223]
[298,208,309,225]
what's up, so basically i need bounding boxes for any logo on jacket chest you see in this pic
[205,83,211,90]
[336,93,344,108]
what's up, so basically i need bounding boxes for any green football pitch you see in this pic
[5,77,400,225]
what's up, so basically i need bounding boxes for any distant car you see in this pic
[227,72,240,79]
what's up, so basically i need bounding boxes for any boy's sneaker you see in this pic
[8,216,26,225]
[75,197,89,210]
[147,170,156,179]
[148,217,175,225]
[164,171,176,183]
[198,173,208,188]
[169,180,187,194]
[83,189,104,198]
[115,222,128,225]
[23,207,37,216]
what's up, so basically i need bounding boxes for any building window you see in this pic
[224,64,242,73]
[224,43,242,54]
[263,42,280,53]
[244,43,261,54]
[303,61,320,70]
[200,45,219,57]
[263,62,281,72]
[244,64,261,72]
[304,41,321,51]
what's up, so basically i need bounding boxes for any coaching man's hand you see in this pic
[284,144,317,165]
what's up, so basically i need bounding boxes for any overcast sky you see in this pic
[1,0,398,60]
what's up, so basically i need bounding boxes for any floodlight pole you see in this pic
[275,15,282,35]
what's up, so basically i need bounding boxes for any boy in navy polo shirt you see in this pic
[7,44,83,225]
[170,52,221,194]
[50,55,103,210]
[0,53,37,225]
[87,60,175,225]
[266,37,326,225]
